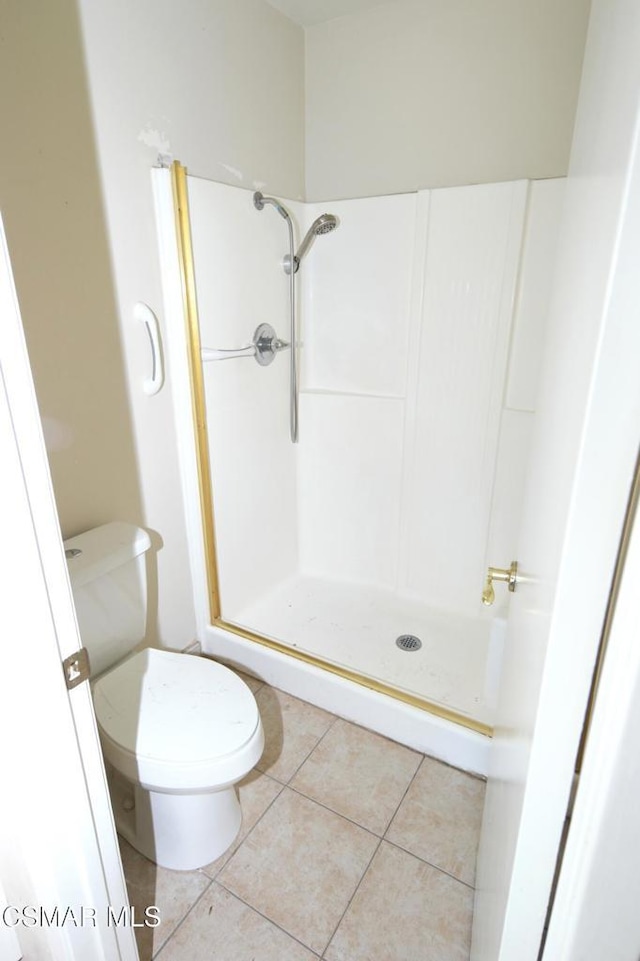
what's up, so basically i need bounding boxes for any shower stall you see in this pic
[153,162,563,770]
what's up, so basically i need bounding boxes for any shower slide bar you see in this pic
[252,190,338,444]
[201,323,289,367]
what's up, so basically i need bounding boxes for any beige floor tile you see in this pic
[291,718,421,834]
[118,837,210,960]
[155,882,318,961]
[200,769,283,877]
[255,686,335,782]
[325,841,474,961]
[218,787,378,955]
[386,756,486,886]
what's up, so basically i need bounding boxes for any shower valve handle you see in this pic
[482,561,518,606]
[201,323,290,366]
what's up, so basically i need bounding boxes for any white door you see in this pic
[472,1,640,957]
[0,216,138,961]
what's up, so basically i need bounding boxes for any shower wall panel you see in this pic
[297,192,417,589]
[403,181,528,613]
[297,179,563,616]
[505,178,566,412]
[485,179,566,568]
[301,194,417,397]
[297,393,404,585]
[185,175,563,624]
[187,177,301,617]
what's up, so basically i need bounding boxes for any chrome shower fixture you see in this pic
[284,213,339,274]
[253,191,290,221]
[252,190,339,444]
[253,189,299,443]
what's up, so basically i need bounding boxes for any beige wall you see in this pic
[0,1,143,538]
[305,0,591,200]
[1,0,305,648]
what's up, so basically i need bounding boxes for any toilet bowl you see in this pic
[65,522,264,871]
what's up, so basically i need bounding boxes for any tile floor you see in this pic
[119,669,485,961]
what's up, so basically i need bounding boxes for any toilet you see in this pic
[64,521,264,871]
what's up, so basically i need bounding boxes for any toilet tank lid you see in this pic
[64,522,151,589]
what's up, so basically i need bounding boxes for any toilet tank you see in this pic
[64,522,152,678]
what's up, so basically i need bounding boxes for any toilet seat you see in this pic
[93,648,263,793]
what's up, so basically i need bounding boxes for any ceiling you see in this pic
[265,0,403,28]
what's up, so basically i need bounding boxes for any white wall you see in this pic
[76,0,305,647]
[305,0,591,200]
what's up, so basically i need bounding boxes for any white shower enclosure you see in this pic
[154,165,563,758]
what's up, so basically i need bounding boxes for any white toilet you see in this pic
[64,521,264,871]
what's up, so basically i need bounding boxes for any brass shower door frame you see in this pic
[170,160,493,739]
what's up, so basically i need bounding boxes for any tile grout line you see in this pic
[213,750,390,959]
[282,713,426,837]
[382,751,426,832]
[382,754,482,891]
[203,706,341,885]
[205,776,286,882]
[320,834,384,959]
[317,755,439,959]
[254,721,340,786]
[285,782,394,841]
[212,877,322,958]
[284,709,341,783]
[283,776,479,898]
[381,836,478,891]
[319,832,478,959]
[381,754,482,890]
[151,875,215,960]
[213,782,386,955]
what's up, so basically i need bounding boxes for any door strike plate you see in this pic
[63,647,91,690]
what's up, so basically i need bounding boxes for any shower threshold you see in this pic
[226,574,503,731]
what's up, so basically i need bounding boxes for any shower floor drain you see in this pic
[396,634,422,652]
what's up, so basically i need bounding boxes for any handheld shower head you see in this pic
[285,213,339,273]
[296,213,338,260]
[253,190,291,221]
[311,213,339,235]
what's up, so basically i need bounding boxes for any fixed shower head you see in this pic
[290,213,339,272]
[253,190,291,221]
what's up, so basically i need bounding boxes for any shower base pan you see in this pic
[224,574,504,733]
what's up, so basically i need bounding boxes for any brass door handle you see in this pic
[482,561,518,606]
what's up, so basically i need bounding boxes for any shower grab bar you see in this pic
[201,323,289,366]
[134,302,164,395]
